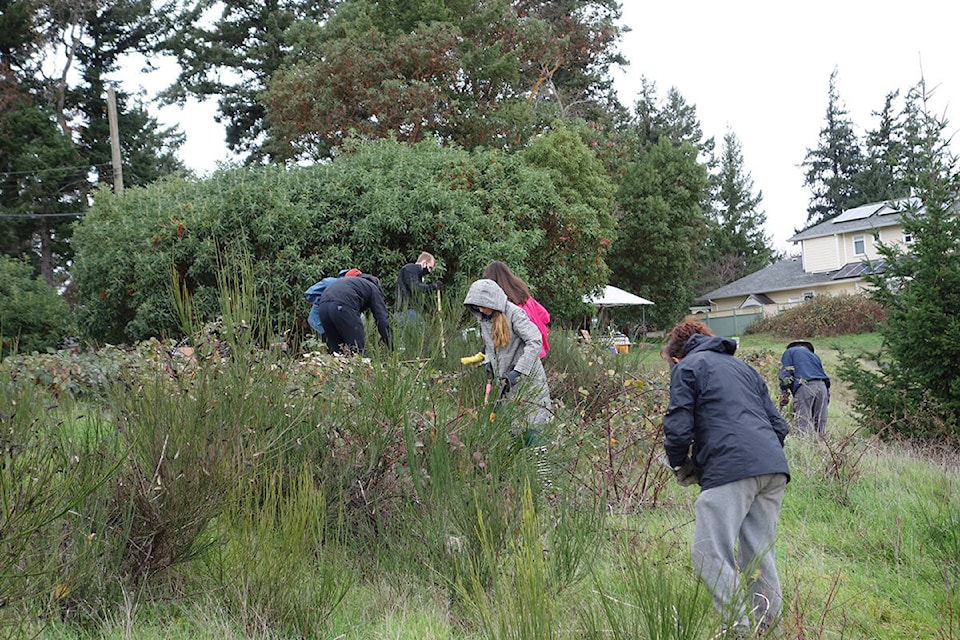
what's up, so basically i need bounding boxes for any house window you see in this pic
[853,234,866,255]
[903,232,913,244]
[802,291,815,301]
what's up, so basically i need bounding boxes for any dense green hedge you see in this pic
[0,255,72,355]
[72,136,614,343]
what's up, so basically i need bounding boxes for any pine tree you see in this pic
[629,79,715,159]
[840,78,960,438]
[608,137,708,328]
[801,69,866,226]
[699,130,774,292]
[855,91,909,203]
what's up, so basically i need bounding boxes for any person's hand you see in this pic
[778,392,790,410]
[501,369,521,392]
[674,458,700,487]
[484,362,494,379]
[433,282,442,291]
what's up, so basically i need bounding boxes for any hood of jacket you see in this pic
[463,279,508,314]
[683,333,737,358]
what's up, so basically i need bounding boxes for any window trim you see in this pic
[853,234,866,255]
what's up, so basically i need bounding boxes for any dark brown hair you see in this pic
[482,261,530,305]
[664,320,713,361]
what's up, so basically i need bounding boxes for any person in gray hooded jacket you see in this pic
[463,279,552,430]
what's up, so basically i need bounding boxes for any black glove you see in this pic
[500,369,521,392]
[485,362,494,380]
[673,458,701,487]
[778,392,790,410]
[433,282,442,291]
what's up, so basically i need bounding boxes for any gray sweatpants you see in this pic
[793,380,829,435]
[692,473,787,629]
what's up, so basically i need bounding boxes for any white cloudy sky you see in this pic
[142,1,958,254]
[611,0,958,252]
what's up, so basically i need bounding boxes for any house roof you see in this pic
[788,197,919,242]
[697,257,886,303]
[744,293,776,306]
[697,258,833,302]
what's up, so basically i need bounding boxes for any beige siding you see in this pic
[708,279,868,313]
[839,230,881,261]
[801,236,841,273]
[839,224,906,261]
[875,223,907,250]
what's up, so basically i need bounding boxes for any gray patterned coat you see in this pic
[463,279,552,425]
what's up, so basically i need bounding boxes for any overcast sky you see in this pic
[145,1,958,255]
[612,0,958,252]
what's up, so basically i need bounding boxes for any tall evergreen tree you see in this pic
[699,129,774,292]
[0,0,183,284]
[840,79,960,438]
[801,68,866,226]
[854,91,908,204]
[607,137,708,328]
[628,78,715,160]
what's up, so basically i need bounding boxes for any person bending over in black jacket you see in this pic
[662,320,790,636]
[317,274,392,356]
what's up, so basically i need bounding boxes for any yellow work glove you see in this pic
[460,351,485,365]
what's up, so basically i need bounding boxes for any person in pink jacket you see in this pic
[482,261,550,358]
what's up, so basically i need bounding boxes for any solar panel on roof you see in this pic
[832,202,885,223]
[875,197,921,216]
[832,260,886,280]
[833,262,864,279]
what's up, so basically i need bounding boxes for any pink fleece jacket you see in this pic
[518,296,550,358]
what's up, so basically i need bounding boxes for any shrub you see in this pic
[71,138,614,343]
[0,255,73,356]
[745,293,885,338]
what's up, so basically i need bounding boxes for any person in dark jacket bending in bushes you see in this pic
[778,340,830,436]
[662,320,790,636]
[317,274,392,356]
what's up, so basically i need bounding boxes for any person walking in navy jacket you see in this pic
[662,320,790,636]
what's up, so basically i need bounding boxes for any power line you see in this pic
[0,163,113,179]
[0,212,86,218]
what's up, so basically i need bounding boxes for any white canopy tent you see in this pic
[583,285,654,308]
[583,285,655,338]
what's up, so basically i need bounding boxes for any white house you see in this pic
[693,198,918,333]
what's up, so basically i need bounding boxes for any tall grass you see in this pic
[206,464,351,637]
[0,371,122,637]
[455,480,603,640]
[3,274,960,640]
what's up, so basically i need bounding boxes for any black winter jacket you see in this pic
[395,263,438,312]
[663,334,790,490]
[318,275,392,346]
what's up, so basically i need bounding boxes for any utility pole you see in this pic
[107,86,123,196]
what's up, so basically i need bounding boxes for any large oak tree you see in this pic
[261,0,624,160]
